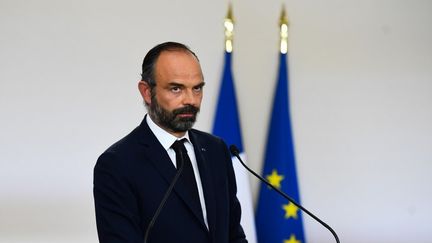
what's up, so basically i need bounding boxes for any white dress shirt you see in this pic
[146,115,208,229]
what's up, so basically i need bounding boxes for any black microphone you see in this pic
[143,154,185,243]
[229,145,340,243]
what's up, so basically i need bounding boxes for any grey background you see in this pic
[1,0,431,242]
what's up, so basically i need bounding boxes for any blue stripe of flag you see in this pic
[212,52,243,152]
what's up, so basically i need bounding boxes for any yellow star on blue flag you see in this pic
[284,234,301,243]
[266,169,284,189]
[283,202,299,219]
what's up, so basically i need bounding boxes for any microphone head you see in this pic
[229,145,240,156]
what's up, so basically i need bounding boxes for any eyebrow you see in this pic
[167,81,206,88]
[195,82,206,88]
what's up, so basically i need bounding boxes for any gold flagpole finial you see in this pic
[224,3,234,53]
[279,5,289,54]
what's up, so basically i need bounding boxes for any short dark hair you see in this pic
[140,42,199,88]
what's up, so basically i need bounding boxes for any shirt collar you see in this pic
[146,114,190,150]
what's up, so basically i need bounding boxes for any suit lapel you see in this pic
[138,119,209,232]
[138,119,180,204]
[190,131,217,240]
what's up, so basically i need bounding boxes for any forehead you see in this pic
[154,50,203,84]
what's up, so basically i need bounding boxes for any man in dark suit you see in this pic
[93,42,247,243]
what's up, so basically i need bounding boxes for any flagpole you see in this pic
[224,3,234,53]
[279,5,289,54]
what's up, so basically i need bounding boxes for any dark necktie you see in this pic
[171,139,204,221]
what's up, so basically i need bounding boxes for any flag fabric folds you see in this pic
[256,53,306,243]
[213,51,258,243]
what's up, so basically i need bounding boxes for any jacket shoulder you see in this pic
[103,126,141,154]
[190,129,225,145]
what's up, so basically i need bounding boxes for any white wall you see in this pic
[1,0,431,242]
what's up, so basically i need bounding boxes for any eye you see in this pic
[193,83,205,93]
[170,86,181,93]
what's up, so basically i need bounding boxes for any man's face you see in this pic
[143,50,205,135]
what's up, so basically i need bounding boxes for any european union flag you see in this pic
[256,52,306,243]
[213,51,257,243]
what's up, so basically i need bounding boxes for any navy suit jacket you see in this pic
[93,117,247,243]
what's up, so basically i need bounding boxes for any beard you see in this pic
[147,96,200,133]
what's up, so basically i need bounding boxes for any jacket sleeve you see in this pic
[93,152,143,243]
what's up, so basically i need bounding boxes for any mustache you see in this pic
[172,105,200,116]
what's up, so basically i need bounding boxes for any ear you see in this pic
[138,81,152,105]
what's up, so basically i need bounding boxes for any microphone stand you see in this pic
[229,145,340,243]
[143,157,184,243]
